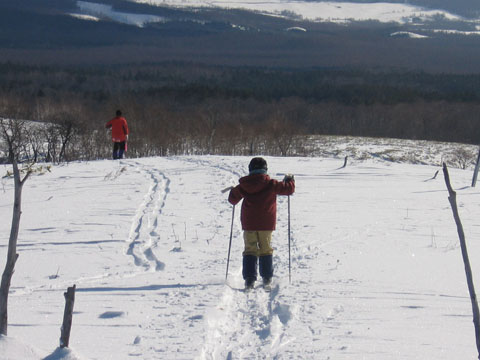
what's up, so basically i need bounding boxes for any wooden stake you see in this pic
[443,163,480,359]
[60,285,76,348]
[472,146,480,187]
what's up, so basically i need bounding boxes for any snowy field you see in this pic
[1,142,480,359]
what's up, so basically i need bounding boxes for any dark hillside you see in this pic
[2,0,480,72]
[1,1,480,159]
[1,10,480,73]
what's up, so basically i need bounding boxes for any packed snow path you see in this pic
[125,161,169,272]
[1,155,480,359]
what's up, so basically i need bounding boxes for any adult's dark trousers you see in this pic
[113,141,126,159]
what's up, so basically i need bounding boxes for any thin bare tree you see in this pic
[0,118,32,335]
[267,110,297,156]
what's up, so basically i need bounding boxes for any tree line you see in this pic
[1,62,480,163]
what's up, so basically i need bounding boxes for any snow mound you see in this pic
[0,335,46,360]
[0,335,86,360]
[43,347,86,360]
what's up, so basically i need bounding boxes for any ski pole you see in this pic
[288,195,292,284]
[225,204,235,281]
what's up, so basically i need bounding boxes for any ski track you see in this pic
[171,156,244,186]
[8,160,173,294]
[99,156,251,359]
[194,161,386,359]
[199,279,296,360]
[177,156,296,360]
[125,160,170,272]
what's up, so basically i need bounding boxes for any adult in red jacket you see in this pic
[228,157,295,289]
[105,110,129,159]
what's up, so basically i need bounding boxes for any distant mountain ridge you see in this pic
[1,0,480,72]
[4,0,480,21]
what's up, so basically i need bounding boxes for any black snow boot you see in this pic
[262,277,272,288]
[245,277,255,290]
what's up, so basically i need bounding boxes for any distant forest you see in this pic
[1,62,480,161]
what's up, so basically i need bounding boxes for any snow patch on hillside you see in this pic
[76,1,166,27]
[131,0,464,24]
[286,26,307,32]
[69,13,101,22]
[390,31,429,38]
[432,29,480,36]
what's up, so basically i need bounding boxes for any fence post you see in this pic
[60,285,76,348]
[443,164,480,359]
[472,146,480,187]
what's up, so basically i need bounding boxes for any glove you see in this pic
[283,174,294,182]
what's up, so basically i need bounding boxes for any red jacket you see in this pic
[228,174,295,231]
[106,116,129,142]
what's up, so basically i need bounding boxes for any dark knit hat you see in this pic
[248,157,267,172]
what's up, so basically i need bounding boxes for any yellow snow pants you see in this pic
[243,231,273,257]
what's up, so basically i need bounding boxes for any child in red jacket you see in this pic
[228,157,295,289]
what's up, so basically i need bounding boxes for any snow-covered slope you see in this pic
[68,0,480,42]
[72,1,166,27]
[125,0,464,24]
[1,141,480,359]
